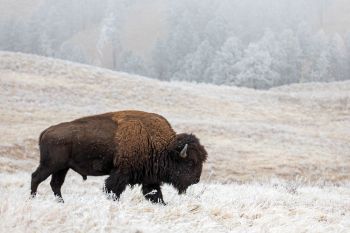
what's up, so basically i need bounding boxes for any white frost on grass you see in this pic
[1,172,349,233]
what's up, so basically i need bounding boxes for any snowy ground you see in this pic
[0,51,350,232]
[1,172,350,233]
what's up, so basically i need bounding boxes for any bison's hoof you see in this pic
[148,197,166,205]
[55,196,64,203]
[159,200,167,205]
[106,193,119,201]
[29,193,36,200]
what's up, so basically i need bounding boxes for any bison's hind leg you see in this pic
[31,140,70,200]
[50,168,69,202]
[31,165,52,198]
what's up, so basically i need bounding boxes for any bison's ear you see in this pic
[179,144,188,158]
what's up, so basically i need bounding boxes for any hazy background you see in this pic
[1,0,350,89]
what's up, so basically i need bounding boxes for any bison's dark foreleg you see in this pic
[142,184,166,205]
[31,165,52,197]
[104,170,129,201]
[50,168,69,202]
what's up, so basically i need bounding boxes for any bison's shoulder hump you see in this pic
[112,111,176,166]
[113,119,150,166]
[112,111,176,147]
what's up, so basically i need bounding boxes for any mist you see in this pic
[1,0,349,89]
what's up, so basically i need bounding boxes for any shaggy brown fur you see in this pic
[112,111,176,169]
[30,110,207,204]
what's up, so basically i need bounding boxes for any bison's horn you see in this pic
[179,144,188,158]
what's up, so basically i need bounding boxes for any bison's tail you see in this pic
[39,142,48,164]
[38,128,50,163]
[38,128,48,145]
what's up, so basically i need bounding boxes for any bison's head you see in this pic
[168,133,207,194]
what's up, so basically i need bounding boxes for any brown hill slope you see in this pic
[1,51,350,183]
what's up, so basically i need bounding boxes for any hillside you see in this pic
[1,51,350,183]
[0,52,350,232]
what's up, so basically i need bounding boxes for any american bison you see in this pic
[31,110,207,204]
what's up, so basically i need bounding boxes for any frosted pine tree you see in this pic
[151,40,172,80]
[327,34,347,81]
[235,43,279,89]
[310,51,330,82]
[309,30,329,81]
[59,41,87,63]
[204,18,229,50]
[297,22,315,82]
[173,40,215,82]
[117,50,148,76]
[96,0,126,68]
[0,20,19,51]
[207,37,243,85]
[310,32,346,82]
[346,33,350,79]
[153,0,214,81]
[278,29,302,84]
[39,32,55,57]
[256,29,283,85]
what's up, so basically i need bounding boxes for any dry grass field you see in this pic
[0,51,350,232]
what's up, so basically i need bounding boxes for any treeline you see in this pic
[1,0,349,89]
[156,27,350,89]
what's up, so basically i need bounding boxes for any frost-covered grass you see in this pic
[1,172,350,233]
[0,52,350,232]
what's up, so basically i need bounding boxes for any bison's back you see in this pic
[38,111,176,171]
[39,114,117,165]
[40,113,117,146]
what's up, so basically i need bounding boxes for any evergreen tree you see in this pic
[173,40,215,82]
[151,40,172,80]
[278,29,302,84]
[59,41,87,63]
[0,20,18,51]
[207,37,243,85]
[297,22,315,82]
[39,32,55,57]
[254,29,282,86]
[204,17,229,50]
[235,43,279,89]
[346,32,350,79]
[96,0,126,68]
[327,34,347,81]
[310,51,330,82]
[309,32,346,82]
[117,50,148,77]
